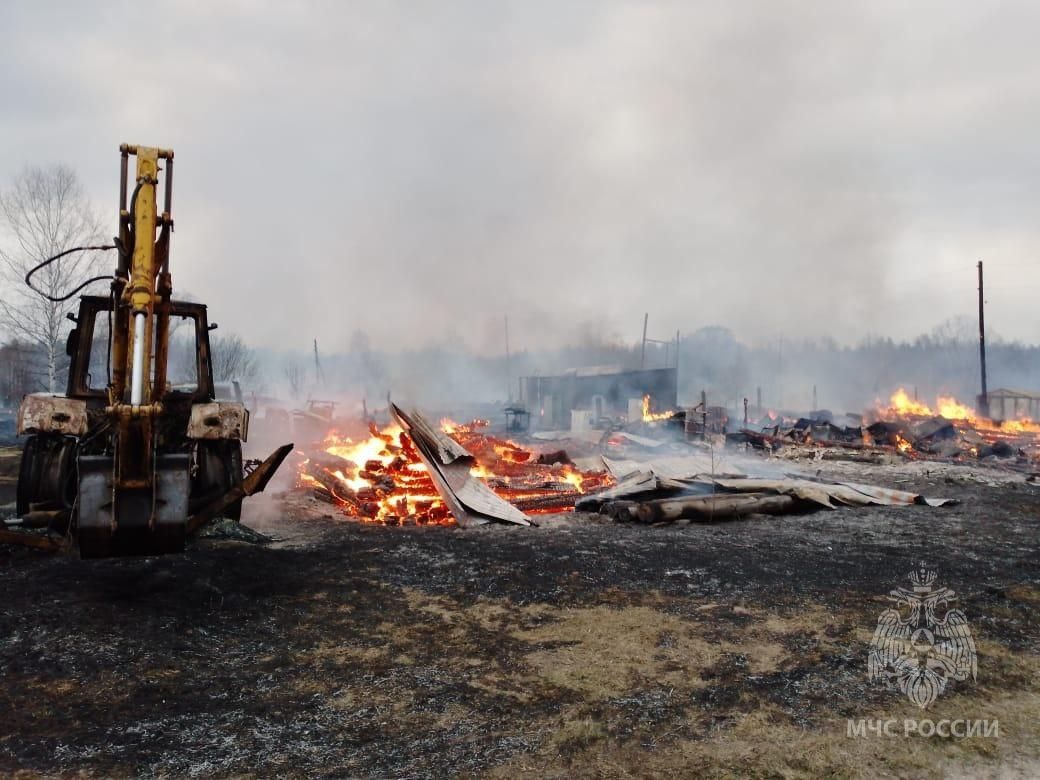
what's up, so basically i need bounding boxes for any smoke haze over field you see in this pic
[1,1,1039,354]
[256,321,1040,419]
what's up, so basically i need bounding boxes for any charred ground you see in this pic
[1,451,1038,777]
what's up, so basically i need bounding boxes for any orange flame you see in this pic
[880,387,1040,435]
[641,394,672,422]
[560,466,585,493]
[887,389,933,417]
[936,397,974,421]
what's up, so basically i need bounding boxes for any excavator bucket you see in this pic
[78,454,191,558]
[72,444,293,557]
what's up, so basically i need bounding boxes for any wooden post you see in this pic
[504,315,511,403]
[640,313,648,369]
[978,261,988,416]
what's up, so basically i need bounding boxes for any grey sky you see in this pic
[1,1,1038,353]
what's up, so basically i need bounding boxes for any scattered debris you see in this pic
[194,517,272,544]
[287,393,994,529]
[577,459,956,523]
[735,388,1040,468]
[281,381,1040,531]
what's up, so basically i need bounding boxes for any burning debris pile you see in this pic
[299,422,451,525]
[288,389,990,530]
[441,419,613,511]
[296,410,613,526]
[739,388,1040,464]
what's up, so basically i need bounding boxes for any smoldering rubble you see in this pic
[288,402,960,530]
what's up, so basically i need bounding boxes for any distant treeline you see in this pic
[7,318,1033,417]
[257,318,1036,415]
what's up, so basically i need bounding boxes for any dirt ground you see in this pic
[1,448,1038,778]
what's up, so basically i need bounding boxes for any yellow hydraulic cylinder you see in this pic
[123,146,161,406]
[127,146,159,314]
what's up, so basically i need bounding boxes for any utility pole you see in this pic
[504,315,512,403]
[977,261,988,416]
[313,339,325,386]
[640,313,648,370]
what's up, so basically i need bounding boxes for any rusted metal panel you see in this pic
[16,394,89,436]
[187,402,250,441]
[390,403,530,527]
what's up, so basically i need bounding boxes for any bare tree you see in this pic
[0,339,42,406]
[283,359,305,400]
[0,166,105,392]
[211,332,260,384]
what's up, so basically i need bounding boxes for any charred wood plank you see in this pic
[0,527,63,551]
[308,453,359,477]
[510,491,582,512]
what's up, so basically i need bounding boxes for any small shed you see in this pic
[984,388,1040,421]
[520,366,678,430]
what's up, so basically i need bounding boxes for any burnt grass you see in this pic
[1,464,1038,777]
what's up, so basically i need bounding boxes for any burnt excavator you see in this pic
[5,144,292,557]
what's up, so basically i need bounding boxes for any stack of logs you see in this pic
[304,428,453,525]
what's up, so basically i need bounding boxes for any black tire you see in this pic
[15,436,37,517]
[16,434,76,517]
[224,442,243,521]
[192,440,243,521]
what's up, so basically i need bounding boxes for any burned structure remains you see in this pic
[520,366,677,430]
[983,388,1040,422]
